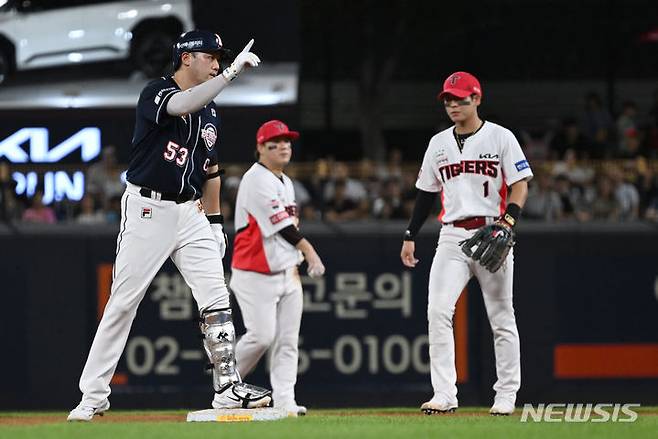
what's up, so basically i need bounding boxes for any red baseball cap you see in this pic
[256,120,300,144]
[437,71,482,100]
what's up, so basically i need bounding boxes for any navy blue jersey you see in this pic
[127,77,220,198]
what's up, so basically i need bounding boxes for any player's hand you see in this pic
[222,39,261,81]
[210,223,228,259]
[400,241,419,268]
[306,255,325,278]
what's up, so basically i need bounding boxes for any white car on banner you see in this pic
[0,0,193,84]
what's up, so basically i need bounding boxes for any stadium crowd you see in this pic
[1,91,658,225]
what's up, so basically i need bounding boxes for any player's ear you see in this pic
[473,94,481,106]
[181,52,193,67]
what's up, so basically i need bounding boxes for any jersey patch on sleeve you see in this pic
[153,86,177,105]
[515,160,529,171]
[269,211,290,224]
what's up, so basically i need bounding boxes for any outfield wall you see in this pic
[1,222,657,409]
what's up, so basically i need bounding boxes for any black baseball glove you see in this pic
[460,222,515,273]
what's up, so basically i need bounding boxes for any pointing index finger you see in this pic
[241,39,254,53]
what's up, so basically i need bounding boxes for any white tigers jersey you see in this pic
[416,121,533,223]
[232,163,303,274]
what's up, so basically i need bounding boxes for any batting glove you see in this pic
[222,39,261,82]
[207,214,228,259]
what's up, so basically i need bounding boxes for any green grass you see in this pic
[1,408,657,439]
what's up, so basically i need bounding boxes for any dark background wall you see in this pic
[1,223,656,409]
[300,0,658,81]
[192,0,300,63]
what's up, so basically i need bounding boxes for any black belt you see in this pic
[139,187,196,204]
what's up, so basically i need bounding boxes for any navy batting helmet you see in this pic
[172,30,232,71]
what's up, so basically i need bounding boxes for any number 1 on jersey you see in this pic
[483,180,489,197]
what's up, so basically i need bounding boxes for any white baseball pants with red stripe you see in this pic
[427,224,520,405]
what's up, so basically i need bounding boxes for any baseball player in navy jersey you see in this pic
[400,72,533,416]
[68,30,271,421]
[230,120,325,416]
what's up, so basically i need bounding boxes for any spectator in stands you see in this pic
[220,164,245,221]
[86,145,126,210]
[105,195,122,223]
[607,165,640,221]
[553,174,580,221]
[304,158,331,213]
[401,170,420,218]
[357,158,383,204]
[0,163,20,222]
[616,101,639,155]
[634,156,658,217]
[580,92,614,158]
[549,118,590,159]
[21,190,56,224]
[76,195,107,225]
[323,162,367,202]
[53,199,78,223]
[323,180,362,222]
[585,174,620,221]
[372,178,407,220]
[520,128,552,160]
[523,171,562,221]
[376,148,404,181]
[551,149,595,188]
[646,199,658,222]
[286,165,317,220]
[617,128,642,159]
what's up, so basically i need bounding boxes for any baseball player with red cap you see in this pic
[400,72,533,415]
[231,120,325,416]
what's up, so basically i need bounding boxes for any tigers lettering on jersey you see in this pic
[439,160,499,181]
[415,121,533,224]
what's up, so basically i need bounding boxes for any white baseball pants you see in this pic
[231,267,303,408]
[77,183,229,407]
[427,224,520,404]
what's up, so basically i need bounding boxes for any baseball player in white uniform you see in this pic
[400,72,533,416]
[67,31,271,421]
[231,120,325,416]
